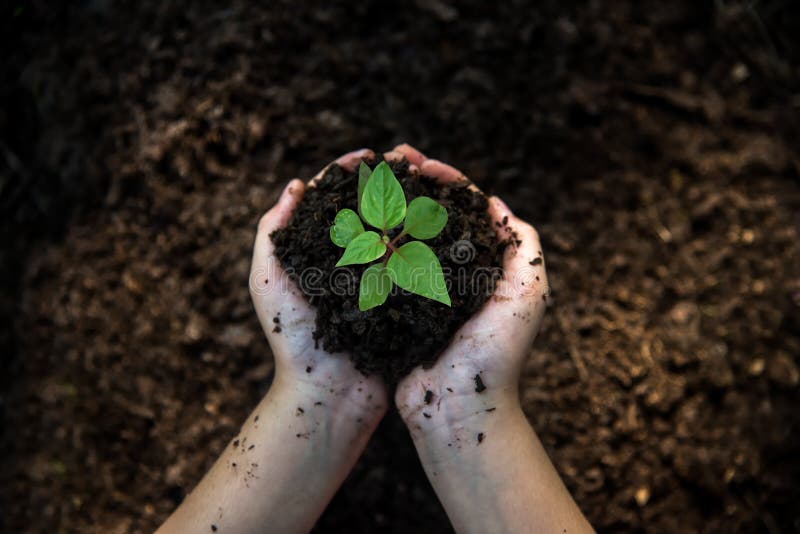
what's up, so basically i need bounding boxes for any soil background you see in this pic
[2,1,799,532]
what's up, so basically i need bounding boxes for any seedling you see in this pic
[330,161,451,311]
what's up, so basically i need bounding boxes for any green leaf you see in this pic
[335,231,386,267]
[360,161,406,231]
[403,196,448,239]
[357,161,371,217]
[359,263,393,311]
[387,241,451,306]
[330,209,365,247]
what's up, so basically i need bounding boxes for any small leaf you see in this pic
[336,231,386,267]
[387,241,451,306]
[357,161,371,217]
[359,263,393,311]
[330,209,365,247]
[361,161,406,231]
[403,196,448,239]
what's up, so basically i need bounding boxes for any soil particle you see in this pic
[477,433,485,444]
[305,366,313,373]
[424,390,434,405]
[211,525,217,532]
[422,413,431,419]
[530,257,543,266]
[474,374,487,393]
[486,407,496,412]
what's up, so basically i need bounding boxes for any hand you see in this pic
[250,149,388,420]
[385,146,591,534]
[388,144,548,437]
[158,150,394,534]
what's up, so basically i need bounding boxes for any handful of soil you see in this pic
[271,158,506,382]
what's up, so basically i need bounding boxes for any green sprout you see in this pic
[330,161,451,311]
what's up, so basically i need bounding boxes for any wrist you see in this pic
[269,368,387,426]
[399,384,523,447]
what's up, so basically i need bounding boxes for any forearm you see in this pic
[157,375,384,534]
[404,388,593,534]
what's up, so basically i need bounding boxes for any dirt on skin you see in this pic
[2,1,800,533]
[270,158,506,382]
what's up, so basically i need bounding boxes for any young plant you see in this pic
[330,161,451,311]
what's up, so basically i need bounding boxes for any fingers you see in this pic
[390,144,476,190]
[309,148,375,186]
[392,143,427,166]
[250,179,312,338]
[379,144,478,191]
[419,159,482,194]
[487,196,548,302]
[258,180,305,238]
[384,148,420,173]
[446,197,546,362]
[252,179,305,280]
[419,159,467,184]
[383,149,405,162]
[335,148,374,171]
[487,196,515,241]
[490,195,543,271]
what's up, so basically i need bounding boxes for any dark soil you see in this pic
[2,1,800,533]
[271,158,505,382]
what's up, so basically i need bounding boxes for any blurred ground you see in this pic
[1,1,799,532]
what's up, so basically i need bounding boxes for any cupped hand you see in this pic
[388,144,549,435]
[250,149,388,418]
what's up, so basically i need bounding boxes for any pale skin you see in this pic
[157,145,593,534]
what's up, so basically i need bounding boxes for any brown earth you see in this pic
[1,1,799,532]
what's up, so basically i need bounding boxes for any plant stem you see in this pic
[390,231,406,247]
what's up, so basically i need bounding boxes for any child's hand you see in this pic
[383,147,591,534]
[159,151,393,534]
[249,149,388,420]
[387,144,549,437]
